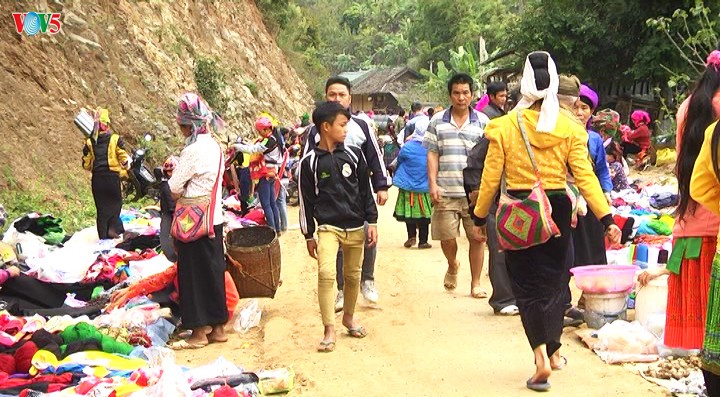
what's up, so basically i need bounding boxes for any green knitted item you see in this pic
[647,219,672,236]
[60,323,133,356]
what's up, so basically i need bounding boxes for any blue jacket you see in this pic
[588,130,613,193]
[393,141,429,192]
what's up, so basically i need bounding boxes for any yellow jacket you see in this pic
[689,121,720,250]
[82,133,130,177]
[474,109,611,221]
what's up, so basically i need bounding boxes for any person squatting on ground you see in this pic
[299,101,379,353]
[424,73,489,298]
[234,117,284,234]
[392,120,433,250]
[472,52,621,392]
[159,156,178,262]
[621,109,652,160]
[302,77,390,308]
[82,108,130,240]
[167,92,228,349]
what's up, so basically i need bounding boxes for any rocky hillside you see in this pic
[0,0,312,228]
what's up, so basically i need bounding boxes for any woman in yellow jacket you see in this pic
[690,118,720,395]
[82,108,130,239]
[472,52,621,391]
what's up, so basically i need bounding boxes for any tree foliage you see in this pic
[256,0,720,103]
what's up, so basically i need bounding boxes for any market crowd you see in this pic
[1,44,717,395]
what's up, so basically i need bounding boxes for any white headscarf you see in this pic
[514,51,559,133]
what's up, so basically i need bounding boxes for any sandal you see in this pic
[444,270,458,290]
[168,339,207,350]
[526,378,551,392]
[471,287,488,299]
[347,326,368,339]
[551,356,567,371]
[317,341,336,353]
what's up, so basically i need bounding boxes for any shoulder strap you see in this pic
[500,111,541,194]
[516,111,541,180]
[208,145,224,231]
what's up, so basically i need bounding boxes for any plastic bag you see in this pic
[258,368,295,395]
[596,320,658,354]
[234,299,262,333]
[655,148,676,167]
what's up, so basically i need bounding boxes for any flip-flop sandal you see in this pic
[169,340,207,350]
[444,271,458,290]
[552,356,567,371]
[471,287,488,299]
[526,378,551,392]
[317,341,336,352]
[347,326,368,338]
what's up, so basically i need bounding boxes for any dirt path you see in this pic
[178,188,666,396]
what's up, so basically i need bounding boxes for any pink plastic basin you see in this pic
[570,265,638,294]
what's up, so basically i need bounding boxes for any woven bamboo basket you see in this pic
[225,226,281,298]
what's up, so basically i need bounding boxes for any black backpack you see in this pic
[463,135,490,194]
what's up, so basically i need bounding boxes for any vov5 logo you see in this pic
[12,12,62,36]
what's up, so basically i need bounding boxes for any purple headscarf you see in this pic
[579,84,599,129]
[579,84,598,110]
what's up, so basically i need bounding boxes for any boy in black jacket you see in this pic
[299,101,378,352]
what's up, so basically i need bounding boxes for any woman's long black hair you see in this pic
[676,65,720,219]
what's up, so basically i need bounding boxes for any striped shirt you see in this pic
[423,108,488,197]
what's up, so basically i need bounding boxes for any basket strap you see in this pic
[225,254,243,272]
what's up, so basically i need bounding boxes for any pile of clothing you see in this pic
[0,207,287,396]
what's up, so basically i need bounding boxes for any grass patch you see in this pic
[0,177,95,234]
[194,56,228,114]
[244,80,259,97]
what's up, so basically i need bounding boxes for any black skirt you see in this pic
[505,193,572,357]
[91,173,124,239]
[572,208,607,266]
[176,224,228,328]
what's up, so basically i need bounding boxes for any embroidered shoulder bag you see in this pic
[495,111,561,251]
[171,148,223,243]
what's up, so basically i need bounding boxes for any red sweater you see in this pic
[627,124,651,150]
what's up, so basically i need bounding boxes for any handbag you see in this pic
[171,148,223,243]
[495,111,561,251]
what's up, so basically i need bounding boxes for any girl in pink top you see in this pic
[639,53,720,351]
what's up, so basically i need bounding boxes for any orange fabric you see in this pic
[664,236,716,349]
[224,271,240,319]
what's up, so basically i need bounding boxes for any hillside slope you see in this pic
[0,0,312,229]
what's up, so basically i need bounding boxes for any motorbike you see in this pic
[123,133,162,203]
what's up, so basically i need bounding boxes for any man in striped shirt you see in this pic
[424,73,489,298]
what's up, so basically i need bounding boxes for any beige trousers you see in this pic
[317,227,365,325]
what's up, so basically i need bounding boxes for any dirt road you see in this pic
[178,187,665,396]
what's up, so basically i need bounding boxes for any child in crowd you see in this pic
[299,101,378,353]
[159,156,178,262]
[606,142,629,191]
[393,127,432,249]
[234,117,284,233]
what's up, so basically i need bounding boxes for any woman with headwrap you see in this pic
[472,52,621,391]
[167,92,228,349]
[622,110,652,159]
[570,85,613,277]
[82,108,130,240]
[392,127,433,249]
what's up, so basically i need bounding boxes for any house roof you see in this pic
[338,70,371,84]
[347,67,423,95]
